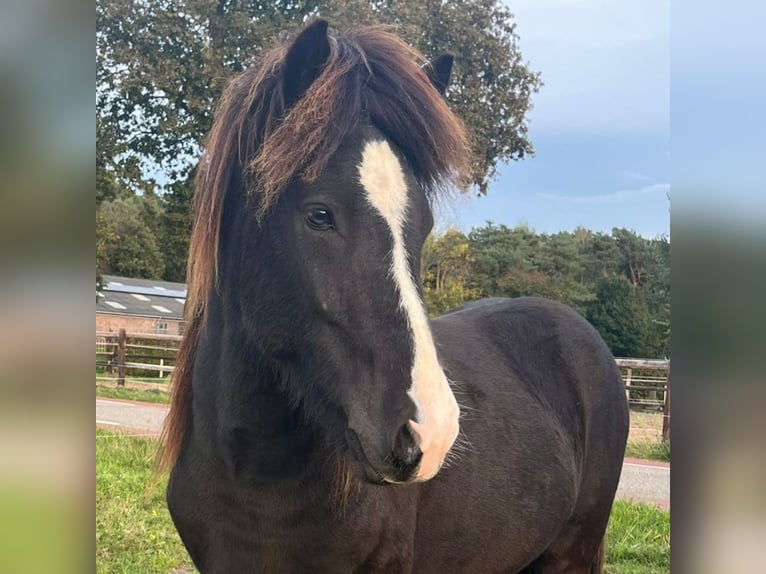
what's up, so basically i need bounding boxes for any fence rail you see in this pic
[96,331,671,441]
[96,330,180,383]
[614,357,670,441]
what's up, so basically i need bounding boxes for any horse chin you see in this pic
[358,459,417,486]
[345,428,418,485]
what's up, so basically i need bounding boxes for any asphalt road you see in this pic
[97,398,670,508]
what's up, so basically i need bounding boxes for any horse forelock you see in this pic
[159,24,470,473]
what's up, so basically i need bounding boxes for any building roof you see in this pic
[97,275,187,320]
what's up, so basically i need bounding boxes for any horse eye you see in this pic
[305,206,335,231]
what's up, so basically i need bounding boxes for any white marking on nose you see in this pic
[358,140,460,481]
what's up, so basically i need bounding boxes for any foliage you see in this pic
[96,0,540,194]
[158,172,195,282]
[96,115,132,205]
[95,430,669,573]
[422,225,670,358]
[421,229,481,315]
[585,276,652,358]
[96,197,166,279]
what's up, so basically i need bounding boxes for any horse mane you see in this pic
[158,23,470,473]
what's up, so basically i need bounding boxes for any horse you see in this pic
[161,19,629,574]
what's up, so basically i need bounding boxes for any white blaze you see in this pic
[358,140,460,481]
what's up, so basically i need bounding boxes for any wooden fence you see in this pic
[615,357,670,441]
[95,332,670,440]
[96,329,181,388]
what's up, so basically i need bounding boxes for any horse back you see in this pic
[434,296,628,453]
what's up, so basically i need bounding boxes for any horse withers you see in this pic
[161,19,629,573]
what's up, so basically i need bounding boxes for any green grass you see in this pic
[96,430,193,573]
[605,501,670,573]
[96,384,170,404]
[96,431,669,573]
[624,439,670,462]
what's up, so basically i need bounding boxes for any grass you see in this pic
[96,430,193,573]
[96,384,170,404]
[96,430,669,573]
[627,411,662,443]
[624,439,670,462]
[605,501,670,574]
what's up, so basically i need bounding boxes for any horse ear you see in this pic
[282,19,331,109]
[424,53,454,95]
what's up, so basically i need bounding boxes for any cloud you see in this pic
[539,183,670,205]
[621,169,652,183]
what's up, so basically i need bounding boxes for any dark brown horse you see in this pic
[160,19,629,573]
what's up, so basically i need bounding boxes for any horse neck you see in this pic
[190,293,325,483]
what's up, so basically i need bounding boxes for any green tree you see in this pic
[96,115,133,205]
[644,235,671,356]
[96,198,165,279]
[468,223,540,295]
[96,0,540,192]
[421,229,481,315]
[580,231,621,285]
[613,227,654,287]
[586,276,651,357]
[158,172,195,282]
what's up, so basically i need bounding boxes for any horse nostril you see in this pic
[393,423,422,468]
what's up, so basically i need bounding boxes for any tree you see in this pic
[468,223,539,295]
[96,115,132,205]
[580,231,621,285]
[158,172,195,282]
[586,276,651,358]
[96,198,165,279]
[96,0,540,192]
[421,223,670,357]
[421,229,480,315]
[613,228,654,288]
[644,235,671,356]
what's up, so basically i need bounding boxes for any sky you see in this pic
[442,0,670,238]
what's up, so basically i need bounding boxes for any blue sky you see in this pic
[441,0,670,238]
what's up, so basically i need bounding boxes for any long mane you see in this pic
[159,24,470,472]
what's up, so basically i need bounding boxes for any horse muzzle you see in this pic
[346,423,425,484]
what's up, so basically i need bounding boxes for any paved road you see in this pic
[97,398,669,508]
[617,459,670,509]
[97,398,167,435]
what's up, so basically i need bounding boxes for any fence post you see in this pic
[159,357,165,378]
[662,365,670,442]
[107,333,116,374]
[625,367,632,403]
[117,328,126,387]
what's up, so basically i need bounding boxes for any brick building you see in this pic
[96,275,186,335]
